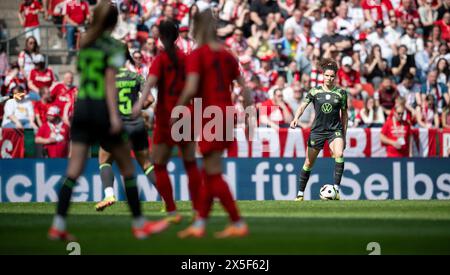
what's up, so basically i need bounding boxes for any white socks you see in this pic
[297,191,304,196]
[52,215,66,231]
[132,216,146,228]
[104,187,114,198]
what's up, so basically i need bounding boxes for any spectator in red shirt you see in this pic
[434,11,450,41]
[51,71,77,126]
[395,0,420,28]
[141,37,158,67]
[64,0,90,51]
[258,88,294,129]
[27,54,55,99]
[380,103,412,157]
[337,56,363,99]
[33,86,52,127]
[376,76,400,117]
[35,106,70,158]
[18,0,44,46]
[361,0,393,26]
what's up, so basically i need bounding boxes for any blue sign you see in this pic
[0,158,449,202]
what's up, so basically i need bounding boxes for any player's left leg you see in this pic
[49,142,89,241]
[95,147,116,211]
[110,142,169,239]
[329,136,345,200]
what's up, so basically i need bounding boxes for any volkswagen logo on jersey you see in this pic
[321,103,333,113]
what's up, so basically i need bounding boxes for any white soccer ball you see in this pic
[320,184,337,200]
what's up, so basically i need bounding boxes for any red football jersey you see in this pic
[51,83,77,112]
[186,45,240,109]
[381,116,412,157]
[19,1,42,28]
[36,121,70,158]
[149,49,187,118]
[33,101,52,124]
[29,68,55,89]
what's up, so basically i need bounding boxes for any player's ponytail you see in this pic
[159,20,179,68]
[80,0,119,48]
[319,58,338,73]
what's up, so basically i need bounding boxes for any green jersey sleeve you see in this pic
[341,89,348,110]
[303,87,316,104]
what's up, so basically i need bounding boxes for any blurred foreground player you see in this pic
[48,0,169,241]
[137,20,201,223]
[176,9,252,238]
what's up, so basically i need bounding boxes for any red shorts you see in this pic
[198,140,232,155]
[153,113,194,147]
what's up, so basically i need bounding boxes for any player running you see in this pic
[176,9,252,239]
[135,20,202,223]
[290,58,348,201]
[48,0,169,241]
[95,54,158,212]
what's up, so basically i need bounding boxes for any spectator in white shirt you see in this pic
[400,23,424,56]
[1,85,38,130]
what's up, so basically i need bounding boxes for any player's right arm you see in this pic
[290,89,313,128]
[133,74,157,119]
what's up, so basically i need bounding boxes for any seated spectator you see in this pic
[1,85,38,130]
[225,27,248,56]
[415,94,440,128]
[126,50,149,78]
[250,0,282,29]
[3,63,27,96]
[367,20,395,63]
[400,23,424,56]
[359,96,385,127]
[361,0,393,25]
[435,58,450,85]
[337,56,363,99]
[27,54,55,100]
[415,40,439,83]
[35,106,70,158]
[434,11,450,42]
[176,26,195,55]
[419,0,438,37]
[421,69,449,114]
[51,71,77,126]
[396,72,420,113]
[442,105,450,129]
[320,20,352,53]
[391,44,416,83]
[278,27,299,62]
[141,37,158,67]
[33,87,52,127]
[258,88,294,129]
[112,4,137,43]
[376,76,399,116]
[363,44,389,90]
[380,103,412,158]
[347,96,359,128]
[248,75,268,107]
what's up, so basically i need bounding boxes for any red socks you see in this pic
[198,172,240,222]
[154,164,176,212]
[183,160,201,212]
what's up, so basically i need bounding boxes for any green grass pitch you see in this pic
[1,200,450,255]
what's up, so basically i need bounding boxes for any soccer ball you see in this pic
[320,184,337,200]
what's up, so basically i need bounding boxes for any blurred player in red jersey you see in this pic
[380,103,413,157]
[175,9,252,239]
[136,20,202,223]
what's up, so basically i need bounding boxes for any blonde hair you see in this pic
[193,9,218,45]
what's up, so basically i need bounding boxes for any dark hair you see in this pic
[319,58,338,73]
[81,0,119,48]
[158,20,179,67]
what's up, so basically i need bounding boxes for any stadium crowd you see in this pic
[1,0,450,158]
